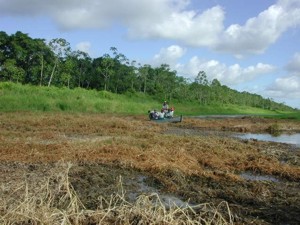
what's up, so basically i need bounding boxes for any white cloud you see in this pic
[216,0,300,56]
[128,5,225,48]
[53,0,178,29]
[0,0,193,29]
[274,76,300,91]
[266,52,300,101]
[152,45,186,67]
[1,0,300,57]
[75,41,91,54]
[176,56,275,85]
[266,76,300,102]
[0,0,224,47]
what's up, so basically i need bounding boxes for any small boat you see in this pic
[150,115,183,123]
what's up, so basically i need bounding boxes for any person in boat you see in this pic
[148,110,154,120]
[165,107,174,118]
[149,109,166,120]
[162,101,169,113]
[158,109,165,119]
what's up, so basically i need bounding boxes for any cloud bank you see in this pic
[151,45,275,86]
[266,52,300,101]
[1,0,300,57]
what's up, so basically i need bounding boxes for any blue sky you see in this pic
[1,0,300,109]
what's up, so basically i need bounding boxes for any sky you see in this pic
[1,0,300,109]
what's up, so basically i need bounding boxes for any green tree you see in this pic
[210,79,222,104]
[0,32,39,84]
[154,64,177,101]
[2,59,25,82]
[71,50,92,88]
[191,71,212,104]
[138,64,151,93]
[0,31,10,66]
[127,60,138,92]
[47,38,71,87]
[96,54,114,91]
[195,71,209,85]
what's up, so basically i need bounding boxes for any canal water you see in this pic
[235,133,300,147]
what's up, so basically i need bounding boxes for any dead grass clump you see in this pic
[103,193,234,225]
[0,163,234,225]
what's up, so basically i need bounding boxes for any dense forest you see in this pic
[0,31,296,111]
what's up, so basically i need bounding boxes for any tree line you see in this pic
[0,31,295,111]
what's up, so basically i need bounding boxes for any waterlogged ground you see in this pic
[0,112,300,224]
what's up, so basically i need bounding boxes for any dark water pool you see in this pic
[235,133,300,147]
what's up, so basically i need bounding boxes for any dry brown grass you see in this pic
[0,162,234,225]
[177,117,300,133]
[1,112,299,181]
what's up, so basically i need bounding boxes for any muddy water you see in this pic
[235,133,300,147]
[126,175,194,208]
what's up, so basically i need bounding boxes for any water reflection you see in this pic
[235,133,300,147]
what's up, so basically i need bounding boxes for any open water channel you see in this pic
[234,132,300,147]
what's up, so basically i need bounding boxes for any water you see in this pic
[126,175,194,208]
[235,133,300,147]
[240,172,280,182]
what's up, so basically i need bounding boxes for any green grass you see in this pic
[173,102,279,116]
[263,112,300,120]
[0,82,157,115]
[0,82,298,118]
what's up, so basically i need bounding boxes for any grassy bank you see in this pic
[264,112,300,120]
[0,82,157,115]
[0,82,297,117]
